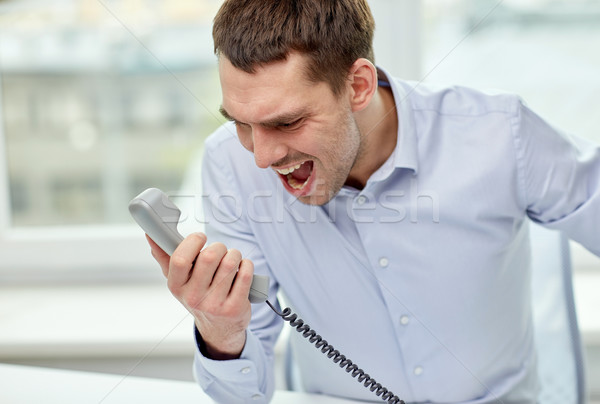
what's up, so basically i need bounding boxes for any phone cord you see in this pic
[266,300,405,404]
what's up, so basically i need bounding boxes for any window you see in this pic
[0,0,225,279]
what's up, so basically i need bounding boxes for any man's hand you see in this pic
[147,232,253,360]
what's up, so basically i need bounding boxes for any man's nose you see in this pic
[252,127,288,169]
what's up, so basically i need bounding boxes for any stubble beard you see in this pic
[298,111,363,206]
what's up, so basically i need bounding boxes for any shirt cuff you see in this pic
[192,326,267,402]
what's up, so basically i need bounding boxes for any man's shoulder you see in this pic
[203,121,257,172]
[204,121,241,151]
[392,77,523,118]
[202,122,274,189]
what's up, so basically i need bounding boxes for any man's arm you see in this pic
[147,232,281,404]
[511,100,600,255]
[183,128,282,403]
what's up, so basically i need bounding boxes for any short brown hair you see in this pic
[212,0,375,96]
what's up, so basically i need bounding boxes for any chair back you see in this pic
[530,222,587,404]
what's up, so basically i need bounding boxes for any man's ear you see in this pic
[347,58,377,113]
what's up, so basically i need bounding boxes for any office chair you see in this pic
[530,221,587,404]
[284,221,588,403]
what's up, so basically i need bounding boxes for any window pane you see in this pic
[423,0,600,143]
[0,0,225,227]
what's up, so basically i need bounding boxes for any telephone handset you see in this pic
[128,188,269,303]
[128,188,404,404]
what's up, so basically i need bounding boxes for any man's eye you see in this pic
[280,119,302,129]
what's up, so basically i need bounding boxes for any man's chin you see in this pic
[296,194,333,206]
[295,182,340,206]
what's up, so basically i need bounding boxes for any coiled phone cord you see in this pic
[266,300,405,404]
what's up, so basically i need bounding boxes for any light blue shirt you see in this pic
[191,67,600,403]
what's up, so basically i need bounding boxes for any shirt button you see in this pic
[378,257,389,268]
[414,366,423,376]
[356,195,367,205]
[252,394,262,400]
[400,315,409,325]
[240,367,251,374]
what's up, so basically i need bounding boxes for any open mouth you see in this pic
[275,160,314,190]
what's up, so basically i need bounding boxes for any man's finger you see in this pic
[229,258,255,306]
[168,233,209,290]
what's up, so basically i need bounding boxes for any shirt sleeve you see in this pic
[510,99,600,255]
[190,129,283,404]
[192,327,274,403]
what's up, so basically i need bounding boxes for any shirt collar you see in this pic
[367,66,419,184]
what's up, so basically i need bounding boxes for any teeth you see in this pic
[274,162,310,190]
[275,163,302,175]
[287,174,309,190]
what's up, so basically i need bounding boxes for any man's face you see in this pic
[219,53,363,205]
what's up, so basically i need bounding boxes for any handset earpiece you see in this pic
[128,188,269,303]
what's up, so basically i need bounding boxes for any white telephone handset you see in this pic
[128,188,269,303]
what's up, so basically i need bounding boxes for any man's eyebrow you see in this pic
[261,109,308,127]
[219,105,309,127]
[219,106,235,122]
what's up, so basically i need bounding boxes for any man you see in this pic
[148,1,600,403]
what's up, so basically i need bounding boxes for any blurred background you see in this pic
[0,0,599,400]
[1,0,600,226]
[0,0,223,227]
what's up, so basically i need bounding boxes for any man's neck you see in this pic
[347,84,398,189]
